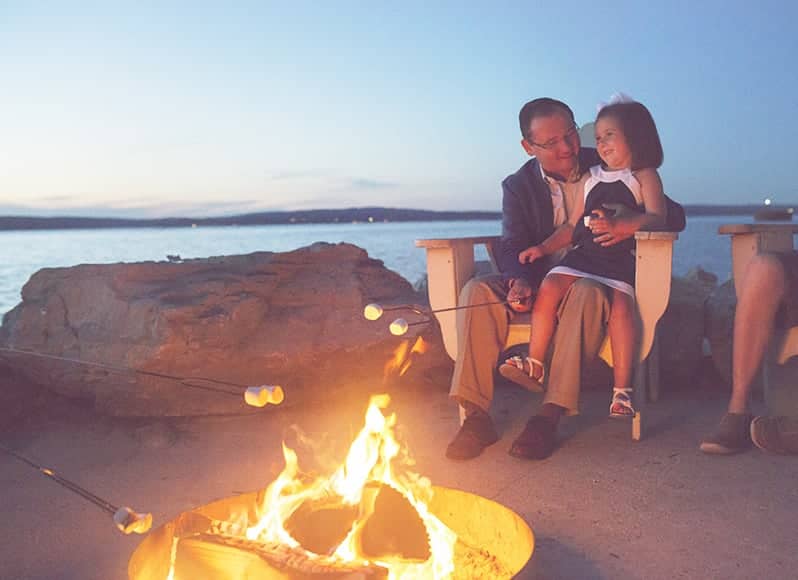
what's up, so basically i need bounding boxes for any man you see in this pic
[446,97,617,461]
[701,252,798,455]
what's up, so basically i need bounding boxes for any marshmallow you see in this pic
[113,506,153,535]
[389,318,409,336]
[363,303,384,321]
[245,385,285,407]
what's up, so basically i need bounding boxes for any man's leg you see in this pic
[701,253,787,454]
[509,279,610,459]
[446,275,510,460]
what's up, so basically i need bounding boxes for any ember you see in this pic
[129,396,534,579]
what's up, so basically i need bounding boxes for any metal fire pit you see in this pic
[128,486,534,579]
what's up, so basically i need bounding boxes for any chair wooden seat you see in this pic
[416,230,679,440]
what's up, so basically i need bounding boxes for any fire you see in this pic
[384,337,428,378]
[245,393,456,578]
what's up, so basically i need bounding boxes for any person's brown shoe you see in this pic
[445,411,499,461]
[750,415,798,455]
[509,415,557,460]
[700,413,752,455]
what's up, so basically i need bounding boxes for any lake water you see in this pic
[0,216,784,316]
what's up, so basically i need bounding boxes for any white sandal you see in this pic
[609,387,635,418]
[499,356,545,393]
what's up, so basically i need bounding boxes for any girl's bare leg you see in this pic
[528,274,578,366]
[608,289,636,390]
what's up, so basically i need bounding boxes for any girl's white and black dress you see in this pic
[548,165,644,297]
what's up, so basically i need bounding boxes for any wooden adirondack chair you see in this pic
[718,223,798,403]
[415,230,679,441]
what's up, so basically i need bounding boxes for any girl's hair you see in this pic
[596,102,663,170]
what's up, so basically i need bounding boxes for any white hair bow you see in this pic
[597,92,636,112]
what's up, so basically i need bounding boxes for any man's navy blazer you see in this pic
[497,148,600,288]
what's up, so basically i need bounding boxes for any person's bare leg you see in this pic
[728,254,786,413]
[527,274,577,369]
[701,253,787,454]
[607,289,636,416]
[608,290,636,388]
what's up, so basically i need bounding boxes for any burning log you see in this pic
[195,535,388,578]
[359,483,430,562]
[284,498,359,555]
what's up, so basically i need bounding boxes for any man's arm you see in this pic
[518,183,585,264]
[498,181,550,289]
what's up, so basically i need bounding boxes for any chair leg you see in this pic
[648,334,661,403]
[632,361,646,441]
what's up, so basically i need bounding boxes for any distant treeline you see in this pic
[0,204,793,231]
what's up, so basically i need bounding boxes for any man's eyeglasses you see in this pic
[527,125,579,151]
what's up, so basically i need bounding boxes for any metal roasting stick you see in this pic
[0,443,153,534]
[366,299,524,336]
[365,299,516,321]
[0,347,283,407]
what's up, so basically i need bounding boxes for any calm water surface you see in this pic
[0,216,783,316]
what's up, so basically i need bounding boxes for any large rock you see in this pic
[0,243,450,416]
[658,268,718,387]
[704,279,737,385]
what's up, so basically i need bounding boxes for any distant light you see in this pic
[764,198,772,206]
[368,216,374,223]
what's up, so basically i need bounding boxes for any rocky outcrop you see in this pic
[0,243,450,417]
[704,279,737,385]
[658,268,718,386]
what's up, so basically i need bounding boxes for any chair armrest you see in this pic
[718,224,798,298]
[415,236,500,359]
[634,230,679,361]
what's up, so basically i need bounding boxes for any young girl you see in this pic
[503,98,667,418]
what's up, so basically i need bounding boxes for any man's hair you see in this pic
[518,98,575,141]
[596,102,663,170]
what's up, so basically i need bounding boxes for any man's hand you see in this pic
[507,278,533,312]
[518,245,545,265]
[588,204,636,247]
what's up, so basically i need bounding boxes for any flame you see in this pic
[246,394,456,579]
[385,337,428,378]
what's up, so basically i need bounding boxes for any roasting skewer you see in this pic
[0,347,284,408]
[364,300,517,336]
[0,443,152,534]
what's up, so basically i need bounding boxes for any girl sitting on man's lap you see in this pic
[504,98,667,418]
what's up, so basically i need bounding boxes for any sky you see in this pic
[1,0,797,218]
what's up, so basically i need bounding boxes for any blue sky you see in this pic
[1,0,796,218]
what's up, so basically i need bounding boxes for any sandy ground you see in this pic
[1,378,797,580]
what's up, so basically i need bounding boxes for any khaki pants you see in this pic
[449,274,610,415]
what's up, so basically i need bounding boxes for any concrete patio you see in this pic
[1,378,796,579]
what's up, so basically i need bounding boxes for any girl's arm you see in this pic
[589,168,666,246]
[518,187,585,264]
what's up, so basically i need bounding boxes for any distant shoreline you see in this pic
[0,204,793,231]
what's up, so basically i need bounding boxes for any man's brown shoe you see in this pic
[445,411,499,460]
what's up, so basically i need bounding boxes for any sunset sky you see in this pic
[1,1,796,217]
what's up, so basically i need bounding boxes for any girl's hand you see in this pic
[588,204,636,247]
[518,245,545,264]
